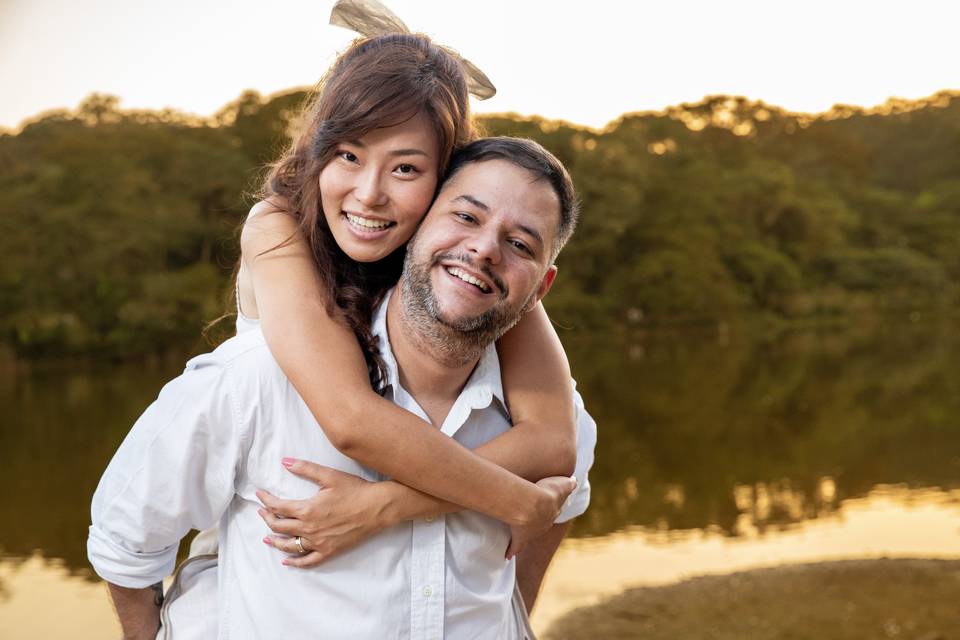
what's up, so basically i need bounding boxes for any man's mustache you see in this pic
[432,253,508,297]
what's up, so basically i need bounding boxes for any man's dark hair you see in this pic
[444,137,580,260]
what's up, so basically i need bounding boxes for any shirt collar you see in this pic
[372,288,507,415]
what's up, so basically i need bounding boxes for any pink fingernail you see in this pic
[281,457,296,468]
[263,537,271,545]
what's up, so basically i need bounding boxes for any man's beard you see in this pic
[400,249,534,366]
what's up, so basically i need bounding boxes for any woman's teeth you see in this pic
[346,213,392,230]
[445,267,491,292]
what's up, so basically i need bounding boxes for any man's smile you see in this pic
[443,265,492,293]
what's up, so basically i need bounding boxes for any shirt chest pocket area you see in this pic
[238,436,380,503]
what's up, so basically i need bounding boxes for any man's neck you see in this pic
[386,290,482,426]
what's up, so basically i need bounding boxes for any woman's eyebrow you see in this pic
[345,139,429,158]
[388,148,430,157]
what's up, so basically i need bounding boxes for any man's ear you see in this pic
[525,265,558,313]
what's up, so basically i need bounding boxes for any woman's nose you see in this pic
[353,167,388,208]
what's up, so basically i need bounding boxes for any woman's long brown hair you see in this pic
[258,33,476,392]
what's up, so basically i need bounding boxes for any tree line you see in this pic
[2,89,958,359]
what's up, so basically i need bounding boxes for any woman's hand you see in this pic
[256,459,393,568]
[505,475,577,560]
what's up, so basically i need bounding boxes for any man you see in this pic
[88,137,597,639]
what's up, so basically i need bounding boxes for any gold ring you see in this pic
[295,536,306,553]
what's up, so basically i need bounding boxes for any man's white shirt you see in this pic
[88,291,597,639]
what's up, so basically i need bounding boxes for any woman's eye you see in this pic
[455,212,476,223]
[338,151,358,163]
[395,163,419,175]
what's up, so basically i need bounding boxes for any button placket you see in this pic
[409,515,446,639]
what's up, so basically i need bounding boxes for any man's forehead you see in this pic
[437,160,559,215]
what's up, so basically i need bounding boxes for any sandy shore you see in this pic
[543,558,960,639]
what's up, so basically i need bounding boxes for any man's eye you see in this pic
[510,240,532,255]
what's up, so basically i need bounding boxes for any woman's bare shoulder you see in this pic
[241,198,303,257]
[246,196,295,226]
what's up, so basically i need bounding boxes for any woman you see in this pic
[236,5,580,568]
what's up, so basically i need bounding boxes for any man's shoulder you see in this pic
[184,329,278,378]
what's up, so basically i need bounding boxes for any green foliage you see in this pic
[723,242,803,311]
[0,96,250,357]
[2,90,960,358]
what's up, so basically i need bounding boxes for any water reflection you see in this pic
[1,318,958,576]
[564,317,960,538]
[0,359,185,573]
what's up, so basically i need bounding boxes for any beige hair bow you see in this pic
[329,0,497,100]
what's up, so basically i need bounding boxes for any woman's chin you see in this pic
[333,228,408,263]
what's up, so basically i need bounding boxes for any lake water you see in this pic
[2,317,959,637]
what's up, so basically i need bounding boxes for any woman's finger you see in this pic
[258,509,300,536]
[256,489,305,519]
[282,550,326,568]
[281,458,350,487]
[263,535,304,556]
[264,534,330,568]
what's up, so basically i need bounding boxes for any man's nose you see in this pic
[353,167,388,208]
[467,229,502,265]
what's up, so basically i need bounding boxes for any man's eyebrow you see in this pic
[452,194,489,211]
[517,223,544,248]
[344,140,429,157]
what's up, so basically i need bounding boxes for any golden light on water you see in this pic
[530,485,960,633]
[0,558,118,638]
[1,486,957,638]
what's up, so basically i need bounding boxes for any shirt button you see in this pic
[423,585,433,597]
[424,515,435,523]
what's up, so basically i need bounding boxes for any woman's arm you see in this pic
[241,208,569,527]
[257,461,574,566]
[495,302,577,478]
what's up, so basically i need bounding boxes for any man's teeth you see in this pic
[345,213,391,230]
[445,267,491,292]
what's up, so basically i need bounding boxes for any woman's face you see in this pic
[319,111,441,263]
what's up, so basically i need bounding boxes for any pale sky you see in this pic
[2,0,959,131]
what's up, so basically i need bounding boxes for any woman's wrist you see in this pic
[504,481,550,527]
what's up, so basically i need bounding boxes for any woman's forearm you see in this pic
[329,393,550,526]
[369,418,578,526]
[497,303,578,476]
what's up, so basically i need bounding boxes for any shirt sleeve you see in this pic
[556,385,597,523]
[87,357,243,588]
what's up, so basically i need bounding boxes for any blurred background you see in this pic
[2,1,960,638]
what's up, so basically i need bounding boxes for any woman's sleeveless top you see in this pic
[235,280,260,334]
[236,206,262,335]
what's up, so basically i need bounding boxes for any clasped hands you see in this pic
[256,458,575,568]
